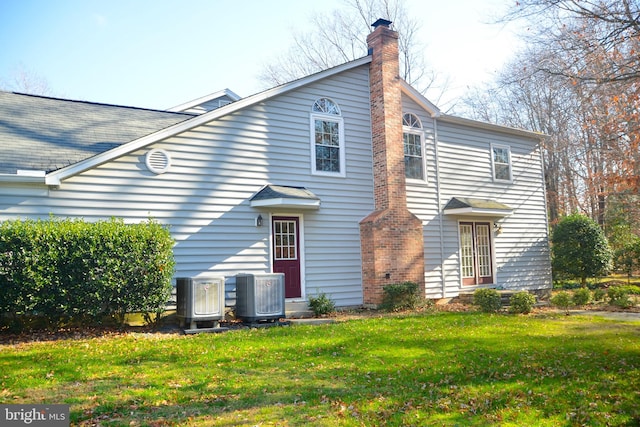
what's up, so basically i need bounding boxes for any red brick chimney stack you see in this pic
[360,18,425,306]
[366,18,405,211]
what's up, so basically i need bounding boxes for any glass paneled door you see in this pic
[459,222,494,285]
[272,216,302,298]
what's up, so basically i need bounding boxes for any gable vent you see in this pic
[145,149,171,174]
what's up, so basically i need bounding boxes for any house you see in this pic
[0,20,552,309]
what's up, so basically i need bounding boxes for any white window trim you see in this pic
[403,127,427,183]
[491,143,513,183]
[310,113,346,177]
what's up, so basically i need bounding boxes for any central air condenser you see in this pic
[235,273,285,322]
[176,276,225,330]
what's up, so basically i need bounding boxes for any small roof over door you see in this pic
[250,185,321,210]
[443,197,513,217]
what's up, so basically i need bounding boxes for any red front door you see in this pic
[272,216,302,298]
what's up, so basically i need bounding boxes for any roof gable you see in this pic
[41,55,372,186]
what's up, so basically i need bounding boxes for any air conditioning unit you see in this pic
[235,273,285,322]
[176,276,225,330]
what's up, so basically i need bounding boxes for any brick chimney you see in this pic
[359,19,425,306]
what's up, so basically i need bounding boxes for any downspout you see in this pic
[433,117,446,298]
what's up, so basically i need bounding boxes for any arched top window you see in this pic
[310,97,345,176]
[312,98,341,115]
[402,112,425,181]
[403,113,422,129]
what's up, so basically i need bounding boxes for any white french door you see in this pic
[459,221,494,285]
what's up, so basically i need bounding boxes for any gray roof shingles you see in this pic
[251,185,320,202]
[0,91,194,174]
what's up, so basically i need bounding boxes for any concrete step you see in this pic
[286,301,314,319]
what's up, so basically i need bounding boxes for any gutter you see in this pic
[0,171,47,185]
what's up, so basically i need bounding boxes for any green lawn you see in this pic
[1,312,639,426]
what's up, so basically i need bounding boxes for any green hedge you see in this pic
[0,217,175,330]
[473,288,502,313]
[380,282,421,311]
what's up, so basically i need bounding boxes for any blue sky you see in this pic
[0,0,519,110]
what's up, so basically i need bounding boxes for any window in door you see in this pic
[274,219,298,260]
[459,221,494,285]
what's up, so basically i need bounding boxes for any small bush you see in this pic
[473,288,502,313]
[572,288,592,306]
[550,291,573,314]
[553,281,582,290]
[308,292,335,317]
[608,287,634,308]
[592,288,607,302]
[618,284,640,295]
[508,291,536,314]
[380,282,420,311]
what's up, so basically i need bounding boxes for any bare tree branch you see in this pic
[257,0,444,98]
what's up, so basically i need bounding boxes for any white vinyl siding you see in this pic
[402,98,441,298]
[0,63,551,305]
[402,92,550,298]
[0,64,374,308]
[435,119,550,296]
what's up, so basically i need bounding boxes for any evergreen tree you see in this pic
[551,213,613,285]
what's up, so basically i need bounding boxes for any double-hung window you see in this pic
[311,98,345,176]
[491,144,512,182]
[402,113,425,181]
[459,221,494,285]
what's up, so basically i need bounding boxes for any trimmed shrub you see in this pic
[550,291,573,314]
[0,217,174,330]
[608,287,634,309]
[551,214,613,286]
[508,291,536,314]
[380,282,420,311]
[308,292,335,317]
[473,288,502,313]
[592,288,607,302]
[572,288,592,306]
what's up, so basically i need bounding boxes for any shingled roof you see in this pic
[0,91,194,174]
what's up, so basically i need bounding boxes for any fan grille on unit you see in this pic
[145,149,171,174]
